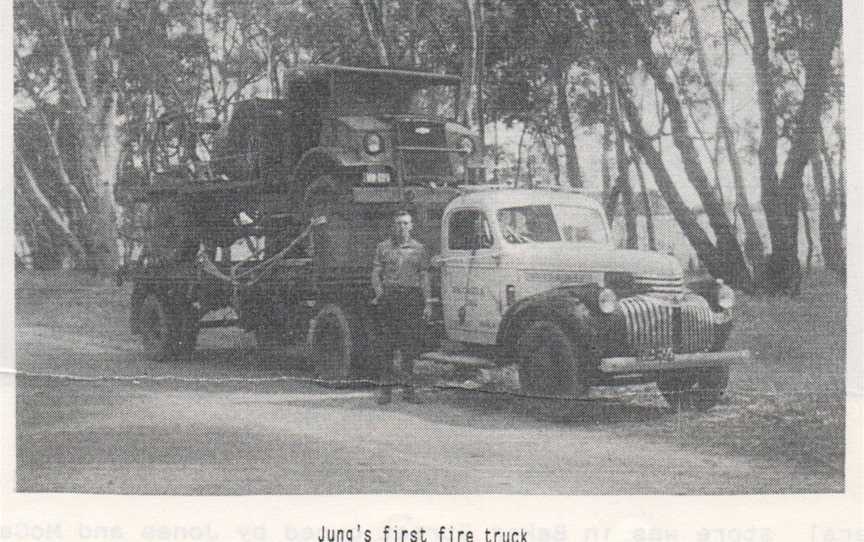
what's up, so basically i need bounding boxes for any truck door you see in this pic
[441,208,501,345]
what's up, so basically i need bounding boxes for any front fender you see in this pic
[496,284,605,352]
[294,147,368,178]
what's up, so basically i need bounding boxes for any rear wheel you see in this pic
[516,320,586,398]
[657,367,729,411]
[307,304,376,383]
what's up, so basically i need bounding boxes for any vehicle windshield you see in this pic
[333,74,458,120]
[497,205,608,245]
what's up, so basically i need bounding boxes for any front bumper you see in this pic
[599,349,751,374]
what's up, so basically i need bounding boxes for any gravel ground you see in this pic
[13,269,845,494]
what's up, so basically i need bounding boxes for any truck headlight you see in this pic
[459,136,475,155]
[716,280,735,309]
[597,288,618,314]
[364,132,384,155]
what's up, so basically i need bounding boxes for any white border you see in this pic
[1,0,860,539]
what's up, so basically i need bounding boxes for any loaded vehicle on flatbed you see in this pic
[118,64,749,411]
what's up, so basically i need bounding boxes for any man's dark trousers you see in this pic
[377,286,425,386]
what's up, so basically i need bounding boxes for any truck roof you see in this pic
[283,64,462,86]
[452,188,605,213]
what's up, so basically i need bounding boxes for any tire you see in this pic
[303,174,340,219]
[516,320,586,398]
[657,367,729,411]
[307,304,375,383]
[138,294,178,361]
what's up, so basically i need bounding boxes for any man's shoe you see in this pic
[376,388,392,405]
[402,387,422,404]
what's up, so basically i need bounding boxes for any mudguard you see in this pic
[496,284,605,352]
[294,147,368,178]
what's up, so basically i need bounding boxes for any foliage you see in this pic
[12,0,845,291]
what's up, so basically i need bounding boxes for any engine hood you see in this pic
[501,242,683,279]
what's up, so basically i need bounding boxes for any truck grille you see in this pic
[634,275,684,295]
[395,120,451,179]
[618,294,714,355]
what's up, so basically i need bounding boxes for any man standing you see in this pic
[371,210,433,404]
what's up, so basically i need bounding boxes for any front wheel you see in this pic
[516,320,586,398]
[657,367,729,411]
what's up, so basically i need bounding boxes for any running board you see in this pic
[419,351,497,369]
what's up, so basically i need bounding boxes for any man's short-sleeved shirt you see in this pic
[374,237,429,289]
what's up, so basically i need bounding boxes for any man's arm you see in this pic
[420,246,433,320]
[422,270,432,302]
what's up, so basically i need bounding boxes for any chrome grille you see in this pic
[619,294,714,355]
[395,121,451,178]
[634,275,684,295]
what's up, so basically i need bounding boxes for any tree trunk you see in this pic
[748,0,787,290]
[15,148,86,258]
[514,124,529,187]
[537,132,560,185]
[684,0,765,279]
[355,0,391,66]
[800,189,813,272]
[600,79,613,199]
[460,0,478,126]
[811,152,845,278]
[627,6,751,289]
[610,84,637,249]
[837,130,846,227]
[49,0,123,276]
[618,88,726,279]
[554,65,583,188]
[770,0,840,290]
[632,148,657,251]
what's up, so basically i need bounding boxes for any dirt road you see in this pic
[15,320,842,494]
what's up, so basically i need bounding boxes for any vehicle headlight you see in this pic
[364,132,383,155]
[597,288,618,314]
[716,280,735,310]
[459,136,475,155]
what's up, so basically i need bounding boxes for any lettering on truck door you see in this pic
[441,208,500,345]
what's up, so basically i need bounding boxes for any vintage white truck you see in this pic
[306,186,749,411]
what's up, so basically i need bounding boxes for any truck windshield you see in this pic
[497,205,608,245]
[333,74,458,119]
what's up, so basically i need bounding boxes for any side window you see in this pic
[448,209,494,251]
